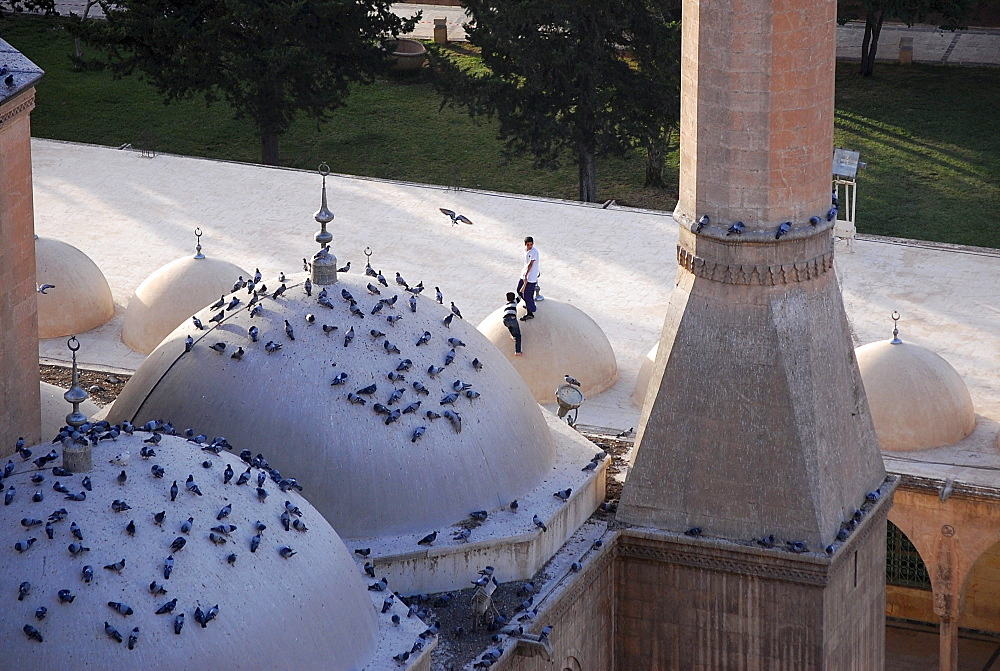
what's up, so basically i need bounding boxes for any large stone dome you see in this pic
[122,255,248,354]
[0,431,377,670]
[36,237,114,339]
[856,340,975,451]
[478,298,617,404]
[108,270,556,539]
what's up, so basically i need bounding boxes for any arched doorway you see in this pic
[886,520,934,624]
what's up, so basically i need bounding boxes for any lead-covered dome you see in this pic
[122,255,248,354]
[108,271,556,539]
[35,237,114,339]
[856,340,975,451]
[478,298,617,404]
[0,431,377,670]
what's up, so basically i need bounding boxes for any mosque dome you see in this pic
[122,245,248,354]
[0,430,378,670]
[36,237,115,339]
[856,339,975,451]
[40,382,100,439]
[477,298,617,404]
[107,269,556,539]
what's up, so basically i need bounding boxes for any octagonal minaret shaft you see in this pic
[676,0,834,230]
[619,0,886,550]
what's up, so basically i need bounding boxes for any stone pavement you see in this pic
[47,3,999,66]
[30,139,1000,447]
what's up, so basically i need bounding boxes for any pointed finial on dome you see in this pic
[62,336,93,472]
[314,163,334,247]
[310,164,339,285]
[890,310,902,344]
[193,227,205,259]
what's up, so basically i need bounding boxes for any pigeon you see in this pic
[695,214,710,232]
[304,278,312,296]
[264,341,282,354]
[279,546,297,558]
[322,324,338,335]
[554,488,572,501]
[402,401,421,414]
[443,410,462,433]
[331,372,349,386]
[472,358,483,371]
[470,510,488,522]
[727,221,745,235]
[450,302,463,318]
[684,527,702,537]
[248,325,259,342]
[284,320,295,341]
[444,349,456,366]
[18,581,31,601]
[344,326,355,347]
[383,340,400,354]
[185,475,202,496]
[827,207,837,221]
[775,221,791,239]
[108,601,134,615]
[396,272,408,288]
[210,342,226,354]
[257,487,268,502]
[371,302,384,316]
[409,295,417,312]
[388,371,405,382]
[565,374,582,386]
[68,543,89,556]
[35,607,47,621]
[337,261,351,273]
[370,329,386,339]
[71,521,83,539]
[180,517,194,534]
[384,409,402,425]
[128,627,139,650]
[174,613,184,635]
[357,383,377,396]
[231,346,245,360]
[192,316,205,330]
[442,313,454,329]
[386,315,403,326]
[208,310,225,324]
[387,388,405,405]
[105,558,126,572]
[810,215,821,225]
[417,531,437,546]
[151,465,165,478]
[105,621,124,643]
[440,393,458,406]
[272,284,287,300]
[14,537,37,552]
[439,208,473,225]
[349,303,366,319]
[411,426,426,443]
[412,381,429,395]
[416,331,431,347]
[376,271,388,288]
[226,296,241,311]
[184,335,194,352]
[367,283,381,295]
[346,392,366,405]
[424,410,441,420]
[532,515,547,532]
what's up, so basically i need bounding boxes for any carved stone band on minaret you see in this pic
[677,245,834,285]
[0,92,35,130]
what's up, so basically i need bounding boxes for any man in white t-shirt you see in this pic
[517,236,539,320]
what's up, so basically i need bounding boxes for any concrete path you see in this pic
[48,3,999,66]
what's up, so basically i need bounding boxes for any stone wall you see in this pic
[500,544,616,671]
[615,508,889,670]
[0,88,41,453]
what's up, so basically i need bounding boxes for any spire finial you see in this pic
[890,310,902,344]
[62,336,93,472]
[193,227,205,259]
[314,163,334,248]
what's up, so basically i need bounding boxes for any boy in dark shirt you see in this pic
[503,292,522,356]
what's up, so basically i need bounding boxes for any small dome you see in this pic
[0,431,377,670]
[122,256,248,354]
[107,272,556,539]
[632,342,659,408]
[39,382,100,439]
[36,237,114,339]
[856,340,975,451]
[478,298,617,404]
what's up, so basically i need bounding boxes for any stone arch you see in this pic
[958,537,1000,634]
[885,520,935,624]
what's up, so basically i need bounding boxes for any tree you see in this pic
[839,0,970,76]
[431,0,680,203]
[72,0,418,165]
[0,0,54,18]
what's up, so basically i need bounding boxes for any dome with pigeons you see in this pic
[107,260,557,539]
[856,339,975,451]
[35,236,114,339]
[40,381,100,439]
[0,428,378,670]
[122,231,248,355]
[478,298,617,404]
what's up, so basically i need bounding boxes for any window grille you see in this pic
[886,521,931,590]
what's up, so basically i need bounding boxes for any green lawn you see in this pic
[2,15,998,247]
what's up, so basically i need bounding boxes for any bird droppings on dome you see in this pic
[477,298,617,404]
[122,229,248,355]
[0,427,380,670]
[107,266,557,540]
[35,237,114,339]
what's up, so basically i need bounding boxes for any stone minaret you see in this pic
[0,41,43,454]
[615,0,894,667]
